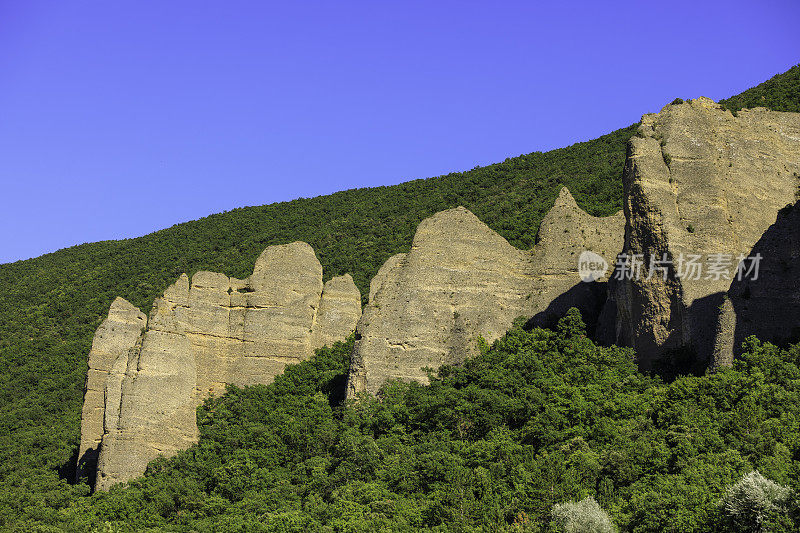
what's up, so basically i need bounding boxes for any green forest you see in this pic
[8,315,800,531]
[0,65,798,531]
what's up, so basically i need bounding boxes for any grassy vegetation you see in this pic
[0,64,797,531]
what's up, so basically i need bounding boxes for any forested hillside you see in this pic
[0,64,798,531]
[720,64,800,113]
[12,315,800,531]
[0,118,636,511]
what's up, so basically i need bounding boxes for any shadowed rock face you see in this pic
[611,98,800,371]
[79,242,361,490]
[725,201,800,363]
[346,190,624,397]
[528,188,625,336]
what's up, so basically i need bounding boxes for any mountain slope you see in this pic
[0,126,633,487]
[720,64,800,113]
[0,64,798,523]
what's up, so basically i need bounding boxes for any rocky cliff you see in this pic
[611,98,800,371]
[346,190,624,397]
[78,97,800,490]
[724,201,800,359]
[79,242,361,490]
[76,298,147,484]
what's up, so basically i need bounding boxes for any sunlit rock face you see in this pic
[78,242,361,490]
[347,190,624,397]
[610,98,800,371]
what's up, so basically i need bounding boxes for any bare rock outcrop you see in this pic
[724,201,800,364]
[76,297,147,483]
[346,192,624,397]
[528,187,625,335]
[346,207,536,396]
[611,98,800,370]
[80,242,361,490]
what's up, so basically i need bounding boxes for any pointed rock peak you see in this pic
[109,297,145,320]
[413,206,512,250]
[368,253,407,303]
[424,206,478,223]
[323,273,359,292]
[659,96,721,114]
[110,296,136,311]
[161,273,190,304]
[536,186,624,256]
[418,206,486,229]
[553,187,579,210]
[690,96,719,109]
[541,188,588,226]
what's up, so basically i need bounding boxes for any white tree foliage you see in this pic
[551,495,615,533]
[719,470,792,532]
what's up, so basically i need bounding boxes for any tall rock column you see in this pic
[76,297,146,484]
[611,98,800,370]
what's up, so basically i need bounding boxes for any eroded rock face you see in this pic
[312,274,363,351]
[81,242,361,490]
[346,192,624,397]
[528,187,625,335]
[346,207,535,396]
[76,297,147,484]
[724,201,800,364]
[611,98,800,371]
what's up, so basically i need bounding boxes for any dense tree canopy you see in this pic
[720,64,800,113]
[4,316,800,531]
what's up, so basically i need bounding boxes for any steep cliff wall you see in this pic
[79,242,361,490]
[528,187,625,336]
[723,200,800,365]
[611,98,800,370]
[76,298,147,483]
[346,191,624,397]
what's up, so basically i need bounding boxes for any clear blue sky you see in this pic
[1,1,798,263]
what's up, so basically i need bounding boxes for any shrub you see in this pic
[551,496,615,533]
[719,471,792,532]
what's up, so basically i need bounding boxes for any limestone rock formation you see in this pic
[80,242,361,490]
[312,274,363,351]
[611,98,800,370]
[528,187,625,335]
[347,192,624,397]
[76,297,147,483]
[723,201,800,365]
[346,207,535,397]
